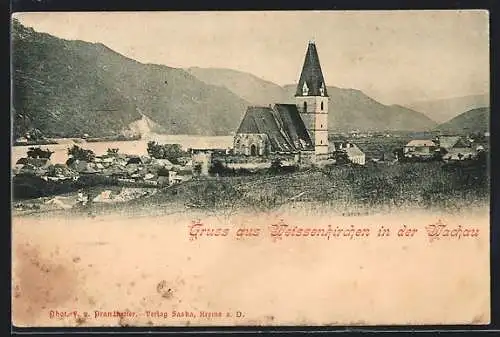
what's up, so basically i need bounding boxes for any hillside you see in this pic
[282,85,437,132]
[405,94,490,123]
[436,107,490,134]
[188,67,437,132]
[186,67,288,106]
[12,20,250,138]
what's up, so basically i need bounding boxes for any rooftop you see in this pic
[405,140,437,147]
[295,41,328,97]
[236,104,313,152]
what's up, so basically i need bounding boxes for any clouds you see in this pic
[14,10,489,105]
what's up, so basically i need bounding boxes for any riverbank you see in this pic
[12,135,233,167]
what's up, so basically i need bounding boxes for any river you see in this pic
[11,134,234,167]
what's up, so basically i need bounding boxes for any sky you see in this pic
[13,11,489,105]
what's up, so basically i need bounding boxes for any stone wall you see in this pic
[213,152,299,165]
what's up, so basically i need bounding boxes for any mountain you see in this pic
[186,67,288,106]
[405,94,490,124]
[12,19,437,139]
[282,85,436,132]
[12,20,250,138]
[188,68,437,132]
[436,107,490,134]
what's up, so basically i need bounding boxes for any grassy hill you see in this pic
[12,19,250,138]
[436,107,490,134]
[188,67,437,132]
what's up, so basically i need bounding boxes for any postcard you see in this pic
[11,10,490,327]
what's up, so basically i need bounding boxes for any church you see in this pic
[233,41,331,161]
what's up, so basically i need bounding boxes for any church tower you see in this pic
[295,41,329,156]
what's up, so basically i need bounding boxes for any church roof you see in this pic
[295,41,328,97]
[236,105,314,152]
[274,104,313,148]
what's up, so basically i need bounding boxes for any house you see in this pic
[435,135,478,161]
[233,41,330,161]
[442,148,478,161]
[47,163,77,179]
[333,142,366,165]
[69,160,97,174]
[16,157,52,175]
[403,140,437,159]
[167,171,186,185]
[15,157,29,166]
[436,135,470,150]
[349,130,360,138]
[345,145,365,165]
[126,156,143,165]
[150,158,174,170]
[26,158,52,168]
[15,137,28,145]
[102,166,127,178]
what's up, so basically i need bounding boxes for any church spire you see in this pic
[295,41,328,97]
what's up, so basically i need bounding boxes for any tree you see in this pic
[67,145,95,162]
[157,167,170,177]
[208,160,227,176]
[193,163,202,176]
[26,128,43,141]
[107,148,119,155]
[392,148,404,161]
[27,147,53,159]
[269,158,283,174]
[147,141,185,164]
[434,148,448,161]
[333,150,349,165]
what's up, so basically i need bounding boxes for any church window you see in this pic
[303,102,307,112]
[302,82,309,96]
[321,101,324,110]
[320,82,325,96]
[320,140,323,144]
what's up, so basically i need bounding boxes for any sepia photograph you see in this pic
[11,10,490,327]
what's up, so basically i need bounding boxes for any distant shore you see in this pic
[13,135,142,147]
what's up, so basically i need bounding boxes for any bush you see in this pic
[67,145,95,162]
